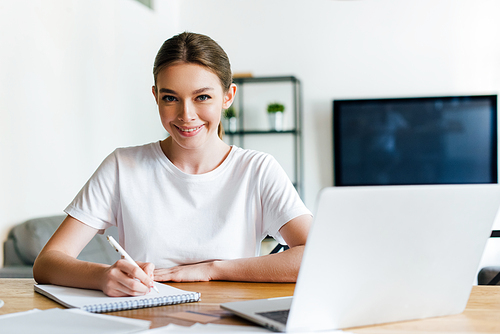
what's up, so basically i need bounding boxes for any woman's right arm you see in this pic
[33,215,155,296]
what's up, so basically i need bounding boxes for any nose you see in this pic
[178,101,196,122]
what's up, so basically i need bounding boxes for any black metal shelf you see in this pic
[226,75,304,199]
[232,76,299,84]
[225,129,298,135]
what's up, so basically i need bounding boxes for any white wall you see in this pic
[0,0,173,264]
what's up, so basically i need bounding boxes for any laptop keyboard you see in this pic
[257,309,290,325]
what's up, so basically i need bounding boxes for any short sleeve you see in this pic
[64,151,120,232]
[259,156,312,244]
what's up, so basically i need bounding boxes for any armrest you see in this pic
[0,266,34,278]
[10,215,65,265]
[3,239,25,266]
[5,215,120,267]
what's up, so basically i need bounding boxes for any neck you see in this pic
[160,137,231,174]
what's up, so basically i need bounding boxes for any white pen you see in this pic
[107,235,160,294]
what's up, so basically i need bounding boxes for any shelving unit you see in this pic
[224,75,304,199]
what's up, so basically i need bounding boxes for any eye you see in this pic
[196,94,211,102]
[162,95,177,102]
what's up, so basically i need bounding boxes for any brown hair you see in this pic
[153,32,233,139]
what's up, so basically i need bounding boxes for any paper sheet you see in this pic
[0,308,151,334]
[138,323,272,333]
[138,323,351,333]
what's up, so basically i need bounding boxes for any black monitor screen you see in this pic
[333,95,498,186]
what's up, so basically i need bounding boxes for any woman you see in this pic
[33,32,312,297]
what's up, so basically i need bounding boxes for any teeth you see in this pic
[180,126,201,132]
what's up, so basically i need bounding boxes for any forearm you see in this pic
[154,215,312,283]
[33,250,107,290]
[211,245,305,282]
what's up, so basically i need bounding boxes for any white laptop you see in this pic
[221,185,500,332]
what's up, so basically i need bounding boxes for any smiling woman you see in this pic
[33,32,312,297]
[152,32,234,140]
[153,62,236,171]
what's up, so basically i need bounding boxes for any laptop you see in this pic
[221,185,500,332]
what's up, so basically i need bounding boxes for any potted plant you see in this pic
[223,106,237,133]
[267,102,285,131]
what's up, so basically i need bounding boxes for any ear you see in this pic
[152,86,158,104]
[222,84,237,109]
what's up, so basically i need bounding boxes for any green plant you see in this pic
[223,106,236,118]
[267,102,285,113]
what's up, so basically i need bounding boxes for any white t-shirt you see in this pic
[65,141,311,268]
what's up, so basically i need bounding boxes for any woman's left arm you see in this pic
[154,214,312,282]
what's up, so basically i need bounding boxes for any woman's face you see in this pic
[153,62,235,151]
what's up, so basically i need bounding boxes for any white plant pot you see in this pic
[229,117,237,133]
[268,112,283,131]
[223,117,237,133]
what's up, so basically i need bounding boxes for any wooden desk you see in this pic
[1,279,500,333]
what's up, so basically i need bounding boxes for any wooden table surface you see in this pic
[2,279,500,333]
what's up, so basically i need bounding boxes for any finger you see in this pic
[115,259,154,291]
[118,277,151,296]
[107,278,150,296]
[103,266,150,296]
[139,262,156,278]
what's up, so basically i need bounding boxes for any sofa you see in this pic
[0,215,120,278]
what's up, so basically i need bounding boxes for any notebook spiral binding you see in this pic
[81,292,201,313]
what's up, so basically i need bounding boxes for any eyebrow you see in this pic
[158,87,215,95]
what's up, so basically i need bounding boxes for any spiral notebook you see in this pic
[34,282,200,313]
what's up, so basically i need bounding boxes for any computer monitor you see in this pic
[333,95,498,186]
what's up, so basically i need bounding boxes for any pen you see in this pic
[106,235,160,294]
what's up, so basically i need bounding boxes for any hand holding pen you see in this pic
[107,235,159,294]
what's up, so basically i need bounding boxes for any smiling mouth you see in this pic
[176,125,203,133]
